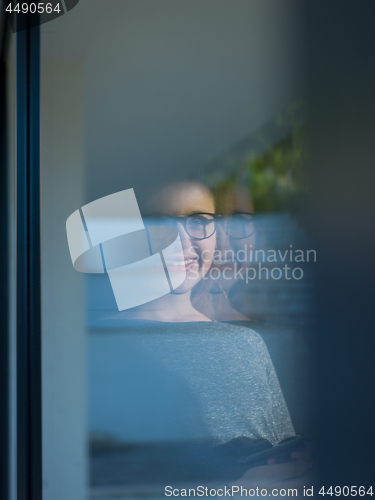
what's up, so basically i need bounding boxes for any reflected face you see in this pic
[148,182,216,294]
[209,225,255,293]
[209,186,255,293]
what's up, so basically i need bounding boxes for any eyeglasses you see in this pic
[145,213,255,240]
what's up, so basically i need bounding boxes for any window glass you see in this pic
[41,2,312,498]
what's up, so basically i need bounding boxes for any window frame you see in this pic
[0,14,42,500]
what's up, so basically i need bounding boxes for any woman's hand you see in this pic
[230,443,316,491]
[267,441,315,466]
[231,459,311,489]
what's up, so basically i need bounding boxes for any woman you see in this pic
[89,181,311,488]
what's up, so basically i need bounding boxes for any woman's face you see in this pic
[148,182,216,294]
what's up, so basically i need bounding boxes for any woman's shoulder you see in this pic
[212,320,266,346]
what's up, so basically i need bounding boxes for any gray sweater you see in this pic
[89,321,295,446]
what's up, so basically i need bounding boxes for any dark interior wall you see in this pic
[304,1,375,486]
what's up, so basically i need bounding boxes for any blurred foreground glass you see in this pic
[40,1,310,499]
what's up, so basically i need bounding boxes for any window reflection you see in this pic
[40,1,312,497]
